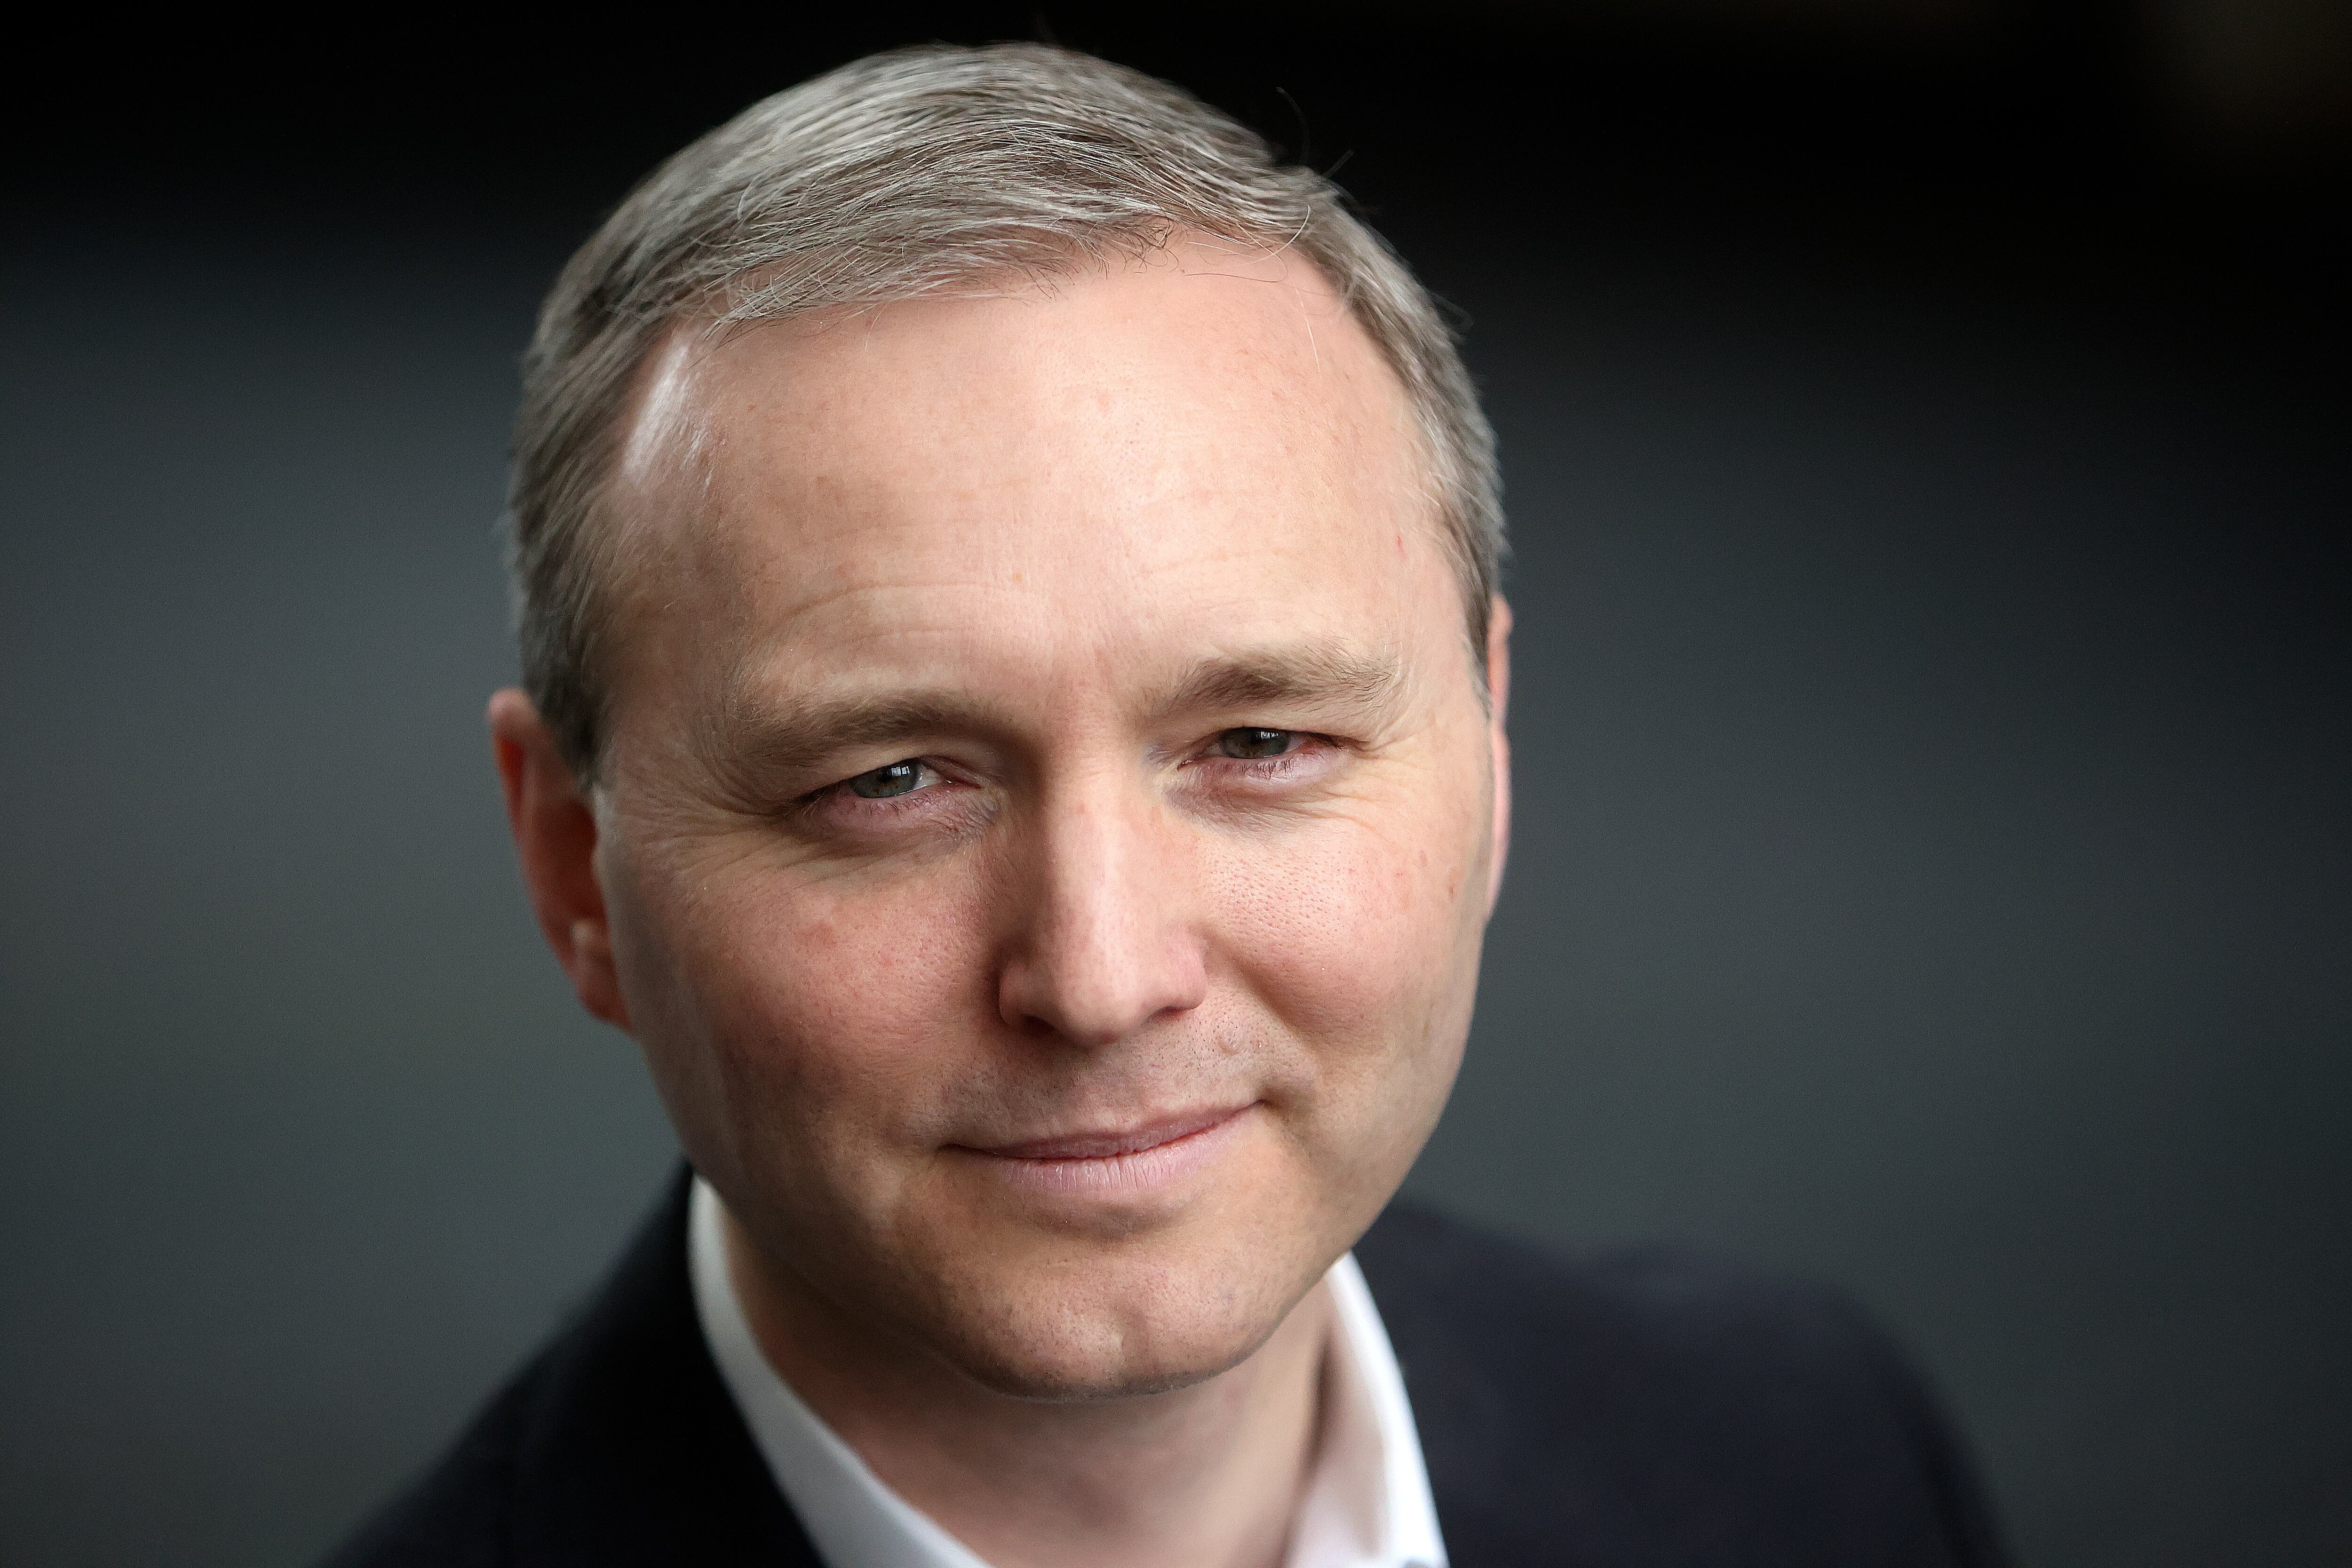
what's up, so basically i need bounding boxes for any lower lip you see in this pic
[954,1106,1254,1199]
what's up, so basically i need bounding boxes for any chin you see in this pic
[945,1303,1286,1404]
[919,1225,1319,1403]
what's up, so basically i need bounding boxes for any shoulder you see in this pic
[1355,1202,2009,1568]
[317,1171,817,1568]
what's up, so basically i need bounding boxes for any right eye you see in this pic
[844,759,935,799]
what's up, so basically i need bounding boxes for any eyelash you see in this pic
[1194,730,1330,780]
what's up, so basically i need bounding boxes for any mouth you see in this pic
[950,1103,1256,1198]
[971,1104,1250,1161]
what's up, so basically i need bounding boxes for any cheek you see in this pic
[620,842,1000,1162]
[1207,779,1488,1087]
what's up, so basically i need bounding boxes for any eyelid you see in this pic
[850,758,936,796]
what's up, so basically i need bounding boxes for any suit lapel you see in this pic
[1353,1203,1532,1562]
[506,1168,827,1567]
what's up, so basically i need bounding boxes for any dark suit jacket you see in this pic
[324,1170,2007,1566]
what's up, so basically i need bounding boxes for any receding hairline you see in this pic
[586,233,1453,645]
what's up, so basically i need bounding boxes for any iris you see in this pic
[848,760,927,798]
[1216,728,1297,759]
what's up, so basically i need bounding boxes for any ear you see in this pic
[1483,595,1513,916]
[487,689,630,1029]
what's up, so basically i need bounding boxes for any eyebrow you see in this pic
[1153,641,1406,724]
[697,639,1406,790]
[696,691,1004,787]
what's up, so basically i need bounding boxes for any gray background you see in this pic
[5,6,2347,1565]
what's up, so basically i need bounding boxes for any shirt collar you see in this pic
[689,1177,1446,1568]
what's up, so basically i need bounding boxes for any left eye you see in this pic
[844,759,934,799]
[1211,727,1301,760]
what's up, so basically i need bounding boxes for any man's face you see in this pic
[585,244,1507,1399]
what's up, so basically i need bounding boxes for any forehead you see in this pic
[604,245,1451,710]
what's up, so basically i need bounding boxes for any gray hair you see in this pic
[509,41,1502,782]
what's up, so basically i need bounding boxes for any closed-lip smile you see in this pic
[952,1104,1256,1198]
[970,1104,1249,1161]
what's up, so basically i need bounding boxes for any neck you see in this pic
[721,1207,1332,1568]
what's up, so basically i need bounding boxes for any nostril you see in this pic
[996,937,1208,1048]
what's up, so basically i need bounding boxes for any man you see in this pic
[328,42,2006,1568]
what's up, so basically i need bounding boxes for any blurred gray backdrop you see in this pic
[5,8,2348,1566]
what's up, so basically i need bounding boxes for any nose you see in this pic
[995,779,1208,1047]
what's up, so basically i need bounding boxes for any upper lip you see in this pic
[966,1104,1250,1161]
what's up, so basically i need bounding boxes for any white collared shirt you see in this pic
[689,1178,1446,1568]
